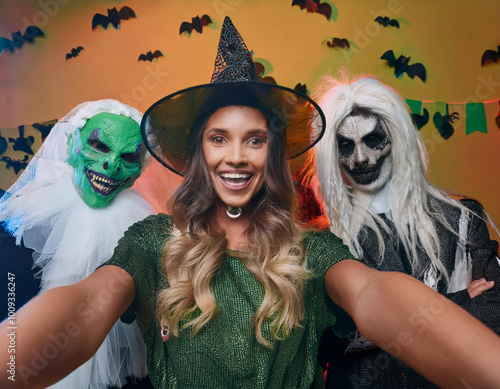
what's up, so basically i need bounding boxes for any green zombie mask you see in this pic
[68,112,142,208]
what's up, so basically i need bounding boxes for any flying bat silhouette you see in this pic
[1,155,30,174]
[179,15,213,35]
[411,108,429,130]
[292,0,332,21]
[481,46,500,66]
[138,50,164,62]
[0,131,7,155]
[375,16,399,28]
[9,126,35,155]
[33,120,57,141]
[92,6,136,30]
[254,61,277,85]
[381,50,426,82]
[433,110,459,140]
[294,83,308,95]
[495,102,500,129]
[66,46,84,60]
[324,37,350,49]
[0,26,44,54]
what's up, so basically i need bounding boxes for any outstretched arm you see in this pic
[1,265,135,389]
[326,259,500,389]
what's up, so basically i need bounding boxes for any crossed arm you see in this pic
[2,261,500,388]
[450,199,500,333]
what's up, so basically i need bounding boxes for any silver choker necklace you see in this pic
[226,206,242,219]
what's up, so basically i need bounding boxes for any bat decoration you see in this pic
[323,37,350,49]
[138,50,164,62]
[381,50,426,82]
[433,109,459,140]
[411,108,429,130]
[179,15,213,35]
[66,46,84,60]
[0,131,7,155]
[254,61,277,85]
[92,6,136,30]
[9,126,35,155]
[294,83,309,95]
[1,155,30,174]
[496,102,500,129]
[33,120,57,141]
[0,26,45,54]
[481,46,500,66]
[375,16,399,28]
[292,0,332,21]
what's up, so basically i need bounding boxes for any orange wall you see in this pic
[1,0,499,233]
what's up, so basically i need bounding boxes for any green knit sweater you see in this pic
[104,214,356,388]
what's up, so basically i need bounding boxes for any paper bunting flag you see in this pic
[406,99,429,130]
[404,97,500,137]
[465,102,488,135]
[433,102,459,140]
[406,99,422,114]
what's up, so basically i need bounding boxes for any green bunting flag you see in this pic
[434,101,448,115]
[406,99,422,114]
[465,102,488,135]
[403,99,497,137]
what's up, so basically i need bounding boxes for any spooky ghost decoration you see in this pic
[336,109,392,193]
[68,112,142,208]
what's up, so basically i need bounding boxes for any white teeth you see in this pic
[220,173,250,179]
[91,173,119,187]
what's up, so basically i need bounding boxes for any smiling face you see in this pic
[202,105,268,209]
[68,112,142,208]
[336,111,392,193]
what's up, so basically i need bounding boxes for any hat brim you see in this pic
[141,81,325,176]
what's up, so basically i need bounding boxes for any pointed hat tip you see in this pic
[221,16,236,32]
[211,16,259,83]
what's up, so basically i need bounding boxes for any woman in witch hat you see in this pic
[2,17,500,389]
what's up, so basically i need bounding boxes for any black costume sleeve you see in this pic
[445,199,500,334]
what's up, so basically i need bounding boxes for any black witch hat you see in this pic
[142,17,326,176]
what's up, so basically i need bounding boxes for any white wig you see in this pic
[68,98,143,131]
[310,74,469,284]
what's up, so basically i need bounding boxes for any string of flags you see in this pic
[1,95,500,181]
[406,98,500,139]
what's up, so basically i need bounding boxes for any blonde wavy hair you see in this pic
[156,105,310,347]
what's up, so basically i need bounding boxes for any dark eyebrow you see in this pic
[204,128,229,136]
[247,129,268,137]
[204,128,268,136]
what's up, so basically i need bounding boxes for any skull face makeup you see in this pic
[336,112,392,193]
[68,112,142,208]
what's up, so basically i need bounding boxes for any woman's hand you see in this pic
[467,277,495,298]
